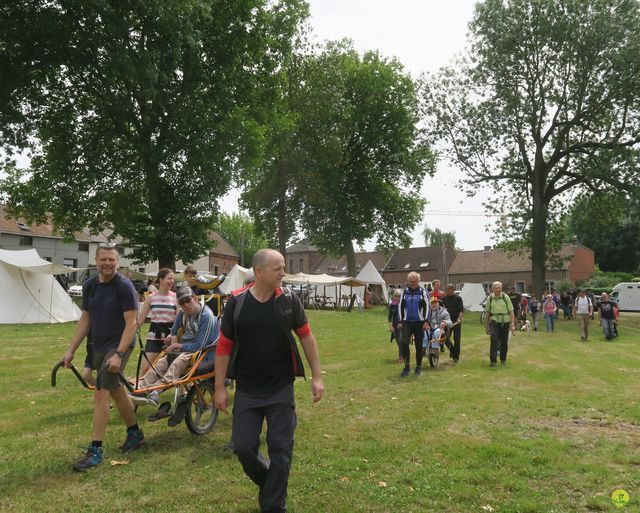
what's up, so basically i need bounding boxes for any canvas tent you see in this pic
[283,272,366,308]
[459,282,487,312]
[0,248,81,323]
[218,264,248,295]
[355,259,389,304]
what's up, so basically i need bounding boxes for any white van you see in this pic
[611,282,640,312]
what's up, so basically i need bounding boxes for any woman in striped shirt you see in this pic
[137,268,177,375]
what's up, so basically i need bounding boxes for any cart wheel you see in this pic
[480,310,486,324]
[185,380,218,435]
[429,350,439,368]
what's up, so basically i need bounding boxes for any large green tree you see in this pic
[424,0,640,296]
[567,190,640,273]
[1,0,307,269]
[422,226,458,250]
[296,41,433,276]
[216,212,269,268]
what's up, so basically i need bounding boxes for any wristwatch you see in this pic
[115,350,125,358]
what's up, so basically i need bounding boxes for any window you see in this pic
[78,242,89,252]
[138,267,145,273]
[289,258,294,271]
[214,265,219,276]
[419,262,429,268]
[386,264,397,270]
[545,281,555,293]
[44,256,52,262]
[299,258,304,273]
[16,221,30,232]
[18,236,33,246]
[403,263,411,269]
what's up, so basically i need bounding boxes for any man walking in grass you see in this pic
[215,248,324,513]
[572,289,593,341]
[397,271,430,376]
[484,281,516,367]
[62,243,143,471]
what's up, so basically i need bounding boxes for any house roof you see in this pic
[0,205,92,242]
[208,231,239,258]
[448,244,589,274]
[315,251,387,274]
[286,241,319,254]
[383,246,456,273]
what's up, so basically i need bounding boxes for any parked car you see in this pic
[68,284,83,297]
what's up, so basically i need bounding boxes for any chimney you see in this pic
[483,245,492,252]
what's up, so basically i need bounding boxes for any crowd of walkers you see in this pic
[387,274,621,374]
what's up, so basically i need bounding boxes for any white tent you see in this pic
[283,272,366,308]
[218,264,249,295]
[355,260,389,304]
[0,249,82,324]
[459,282,487,312]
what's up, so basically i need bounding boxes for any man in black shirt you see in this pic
[215,249,324,513]
[442,284,464,362]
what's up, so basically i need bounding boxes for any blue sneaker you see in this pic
[73,445,103,472]
[119,428,145,453]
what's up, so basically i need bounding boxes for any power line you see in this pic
[424,210,501,217]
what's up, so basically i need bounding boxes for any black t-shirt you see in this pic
[442,294,464,322]
[235,292,293,395]
[599,301,616,320]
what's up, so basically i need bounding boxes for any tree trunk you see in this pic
[276,156,288,258]
[530,160,548,297]
[344,238,356,277]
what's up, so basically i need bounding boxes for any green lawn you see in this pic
[1,308,639,513]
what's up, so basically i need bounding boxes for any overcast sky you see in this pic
[223,0,495,251]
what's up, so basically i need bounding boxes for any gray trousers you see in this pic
[233,383,297,513]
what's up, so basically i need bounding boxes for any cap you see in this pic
[176,286,194,303]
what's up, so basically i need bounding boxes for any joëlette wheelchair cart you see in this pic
[51,275,226,436]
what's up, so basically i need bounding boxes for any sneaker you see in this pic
[148,401,172,422]
[148,391,160,407]
[400,366,410,377]
[119,428,145,453]
[414,367,422,376]
[453,358,459,364]
[490,362,497,368]
[500,360,506,366]
[73,445,103,472]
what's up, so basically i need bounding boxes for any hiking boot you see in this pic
[168,396,189,427]
[73,445,103,472]
[119,428,145,453]
[414,367,422,376]
[400,366,410,377]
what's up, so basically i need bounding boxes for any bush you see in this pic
[580,268,635,291]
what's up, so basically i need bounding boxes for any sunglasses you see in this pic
[179,297,193,306]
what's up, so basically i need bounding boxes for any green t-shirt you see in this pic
[486,292,513,323]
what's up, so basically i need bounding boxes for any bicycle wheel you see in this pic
[185,380,218,435]
[429,350,439,368]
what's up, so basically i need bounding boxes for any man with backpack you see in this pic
[484,281,516,367]
[572,288,593,341]
[215,249,324,513]
[397,272,431,376]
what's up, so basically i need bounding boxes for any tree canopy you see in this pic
[567,190,640,273]
[1,0,308,269]
[425,0,640,295]
[256,41,433,276]
[422,226,458,250]
[216,212,270,268]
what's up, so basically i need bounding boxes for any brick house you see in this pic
[285,242,386,276]
[207,231,240,276]
[381,246,456,287]
[448,243,595,293]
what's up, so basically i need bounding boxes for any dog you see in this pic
[520,320,531,332]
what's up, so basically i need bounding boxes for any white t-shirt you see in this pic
[575,296,592,315]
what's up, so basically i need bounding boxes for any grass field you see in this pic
[1,308,639,513]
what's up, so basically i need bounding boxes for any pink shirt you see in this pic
[543,299,556,315]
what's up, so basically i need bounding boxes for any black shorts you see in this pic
[93,346,132,391]
[144,339,165,354]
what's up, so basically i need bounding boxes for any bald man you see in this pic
[215,249,324,513]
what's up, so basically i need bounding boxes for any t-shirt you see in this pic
[235,292,293,395]
[82,273,138,351]
[599,301,616,320]
[486,292,513,323]
[575,296,592,315]
[147,291,177,340]
[442,294,464,322]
